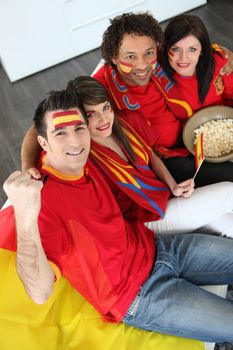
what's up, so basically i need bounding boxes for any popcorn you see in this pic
[194,119,233,158]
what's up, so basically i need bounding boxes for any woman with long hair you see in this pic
[66,76,233,236]
[149,13,233,186]
[160,14,233,119]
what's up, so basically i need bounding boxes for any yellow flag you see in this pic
[195,132,205,170]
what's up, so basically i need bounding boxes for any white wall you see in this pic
[0,0,206,82]
[148,0,207,21]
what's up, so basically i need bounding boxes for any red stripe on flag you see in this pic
[53,110,78,117]
[195,132,204,169]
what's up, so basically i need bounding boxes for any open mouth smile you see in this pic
[96,123,111,131]
[177,63,190,68]
[66,148,84,156]
[134,70,150,78]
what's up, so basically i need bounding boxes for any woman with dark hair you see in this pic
[159,14,233,119]
[21,12,233,188]
[149,13,233,186]
[66,76,233,237]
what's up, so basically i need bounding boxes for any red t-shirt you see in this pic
[37,159,155,322]
[126,82,182,148]
[90,117,170,223]
[155,52,233,119]
[94,65,183,150]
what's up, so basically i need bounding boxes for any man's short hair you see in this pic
[33,90,87,139]
[101,12,164,66]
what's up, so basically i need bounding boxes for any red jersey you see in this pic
[37,159,155,322]
[0,159,155,322]
[154,52,233,119]
[94,65,188,158]
[90,118,170,223]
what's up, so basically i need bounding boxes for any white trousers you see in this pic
[145,182,233,237]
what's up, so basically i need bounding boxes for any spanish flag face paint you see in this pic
[150,58,157,70]
[41,109,90,177]
[168,49,175,64]
[118,60,134,74]
[52,110,83,129]
[118,58,157,74]
[167,36,202,76]
[114,34,158,86]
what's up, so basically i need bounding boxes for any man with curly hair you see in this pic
[93,12,233,187]
[21,12,233,188]
[94,12,179,156]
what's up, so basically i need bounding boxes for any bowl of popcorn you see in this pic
[182,105,233,163]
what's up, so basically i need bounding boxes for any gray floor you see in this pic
[0,0,233,208]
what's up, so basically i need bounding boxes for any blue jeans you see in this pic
[123,234,233,343]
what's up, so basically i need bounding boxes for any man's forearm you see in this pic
[4,171,54,304]
[151,151,177,191]
[15,213,54,305]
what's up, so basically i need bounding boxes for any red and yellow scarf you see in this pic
[103,64,190,158]
[90,118,170,220]
[104,62,192,116]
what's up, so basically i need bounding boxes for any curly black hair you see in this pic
[101,12,164,66]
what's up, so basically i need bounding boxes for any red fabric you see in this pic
[117,109,159,149]
[153,52,233,119]
[90,118,170,222]
[0,206,16,251]
[0,157,155,322]
[0,157,153,323]
[94,65,189,158]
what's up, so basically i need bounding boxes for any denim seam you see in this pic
[126,288,143,318]
[128,296,141,317]
[156,260,179,277]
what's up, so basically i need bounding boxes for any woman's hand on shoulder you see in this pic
[218,45,233,76]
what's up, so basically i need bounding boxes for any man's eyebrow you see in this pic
[124,50,136,54]
[51,127,65,134]
[124,46,156,53]
[172,44,199,47]
[146,46,157,50]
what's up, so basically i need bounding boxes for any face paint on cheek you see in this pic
[52,110,83,128]
[118,60,133,74]
[168,49,174,64]
[86,111,94,118]
[150,58,157,70]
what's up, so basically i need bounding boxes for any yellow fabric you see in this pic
[0,249,204,350]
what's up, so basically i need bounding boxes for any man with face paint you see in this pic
[4,90,233,345]
[93,12,233,187]
[20,13,186,176]
[20,12,233,188]
[94,14,183,157]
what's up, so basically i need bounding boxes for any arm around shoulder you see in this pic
[21,125,42,173]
